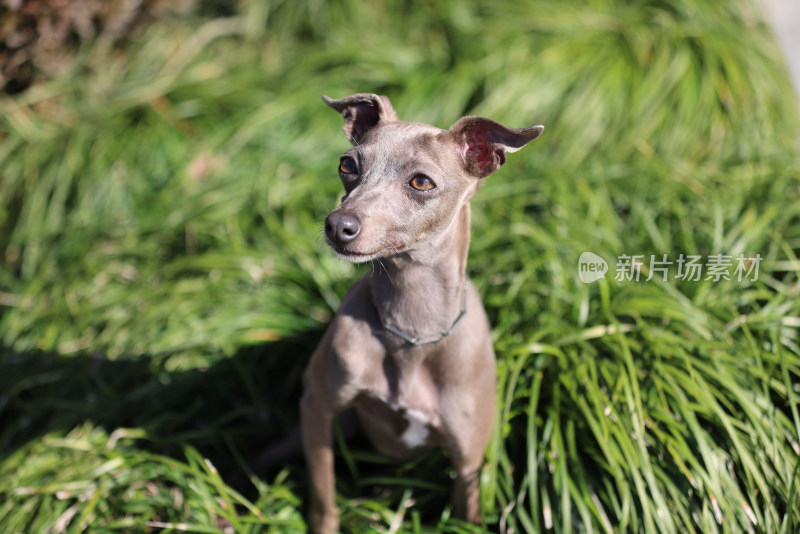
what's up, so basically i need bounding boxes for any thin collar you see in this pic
[380,282,468,346]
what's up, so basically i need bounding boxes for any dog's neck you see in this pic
[369,203,471,342]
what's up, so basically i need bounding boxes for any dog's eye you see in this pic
[339,157,357,174]
[409,175,436,191]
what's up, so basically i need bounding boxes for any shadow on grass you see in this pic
[0,334,456,521]
[0,335,318,485]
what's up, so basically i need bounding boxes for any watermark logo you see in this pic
[578,252,762,284]
[578,252,608,283]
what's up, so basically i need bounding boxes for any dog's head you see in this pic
[322,93,543,263]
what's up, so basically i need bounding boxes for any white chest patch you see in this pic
[400,408,431,448]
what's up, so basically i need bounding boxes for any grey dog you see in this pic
[300,93,544,533]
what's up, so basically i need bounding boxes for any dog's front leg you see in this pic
[452,462,483,524]
[301,391,339,534]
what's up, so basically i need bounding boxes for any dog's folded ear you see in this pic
[449,117,544,178]
[323,93,398,145]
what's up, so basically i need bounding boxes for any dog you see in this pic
[300,93,543,533]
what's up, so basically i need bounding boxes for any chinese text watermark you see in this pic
[578,253,762,284]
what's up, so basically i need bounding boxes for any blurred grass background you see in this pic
[1,0,799,532]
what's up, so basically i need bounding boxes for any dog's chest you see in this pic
[356,394,440,448]
[352,358,444,454]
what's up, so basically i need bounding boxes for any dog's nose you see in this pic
[325,212,361,245]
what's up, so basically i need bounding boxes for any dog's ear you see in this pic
[322,93,398,145]
[449,117,544,178]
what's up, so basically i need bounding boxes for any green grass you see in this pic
[1,0,799,532]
